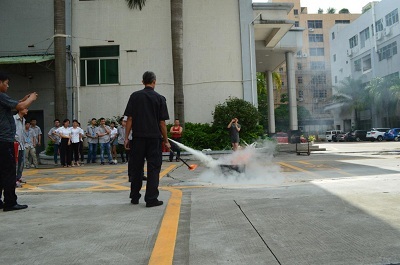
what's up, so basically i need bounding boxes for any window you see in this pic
[335,76,338,84]
[279,67,284,72]
[371,24,374,36]
[297,76,303,84]
[332,32,335,40]
[335,20,350,24]
[309,48,324,56]
[375,19,383,32]
[311,75,326,85]
[349,35,358,48]
[297,63,302,70]
[80,45,119,86]
[378,41,398,61]
[385,9,399,27]
[310,61,325,70]
[294,9,299,15]
[294,21,299,27]
[313,89,327,98]
[299,90,303,97]
[354,59,362,71]
[360,27,370,48]
[333,54,336,62]
[362,55,372,72]
[307,20,323,29]
[309,34,324,42]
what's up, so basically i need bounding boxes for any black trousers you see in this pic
[0,141,18,207]
[129,138,162,203]
[118,144,128,162]
[71,142,80,162]
[60,138,72,166]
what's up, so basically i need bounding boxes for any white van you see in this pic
[325,130,343,142]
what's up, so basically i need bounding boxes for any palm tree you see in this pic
[366,76,400,127]
[332,77,367,129]
[54,0,67,119]
[326,7,336,14]
[126,0,185,125]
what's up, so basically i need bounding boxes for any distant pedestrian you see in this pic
[24,121,38,169]
[48,119,61,165]
[98,118,114,165]
[86,118,98,164]
[0,71,37,211]
[110,121,118,164]
[124,71,170,207]
[14,108,28,186]
[30,117,42,165]
[117,117,128,163]
[70,120,83,166]
[57,119,72,167]
[227,118,241,151]
[169,119,183,162]
[78,122,85,164]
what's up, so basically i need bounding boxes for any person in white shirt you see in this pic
[14,108,28,185]
[109,121,118,164]
[117,117,128,163]
[70,120,84,166]
[29,118,42,165]
[86,118,98,164]
[97,117,114,165]
[57,119,72,167]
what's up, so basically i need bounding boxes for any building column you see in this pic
[266,71,276,134]
[285,52,298,131]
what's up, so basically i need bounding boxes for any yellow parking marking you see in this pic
[149,187,182,265]
[278,162,321,177]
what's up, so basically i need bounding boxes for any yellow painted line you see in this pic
[148,188,182,265]
[160,165,176,179]
[278,162,321,177]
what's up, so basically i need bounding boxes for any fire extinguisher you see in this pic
[14,141,19,163]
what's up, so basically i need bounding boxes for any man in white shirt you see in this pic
[14,108,28,186]
[29,117,42,165]
[97,118,114,165]
[86,118,99,164]
[48,119,61,165]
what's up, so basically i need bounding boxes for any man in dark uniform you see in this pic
[124,71,170,208]
[0,72,38,211]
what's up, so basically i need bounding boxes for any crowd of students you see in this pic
[48,117,129,167]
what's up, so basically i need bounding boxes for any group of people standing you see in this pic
[48,117,129,167]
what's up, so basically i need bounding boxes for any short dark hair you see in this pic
[72,119,79,124]
[0,72,10,82]
[54,119,60,122]
[30,117,37,122]
[91,118,97,121]
[63,118,70,124]
[110,121,115,125]
[142,71,156,85]
[99,117,105,121]
[119,117,124,122]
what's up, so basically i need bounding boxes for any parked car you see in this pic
[336,133,347,142]
[346,130,367,142]
[273,132,288,144]
[384,128,400,141]
[366,128,390,142]
[325,130,343,142]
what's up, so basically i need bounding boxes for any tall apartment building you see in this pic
[271,0,360,133]
[330,0,400,131]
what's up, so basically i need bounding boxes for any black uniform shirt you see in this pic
[124,87,169,138]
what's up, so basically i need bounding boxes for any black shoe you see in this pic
[131,199,139,205]
[146,200,163,208]
[3,204,28,212]
[101,162,105,165]
[142,175,148,181]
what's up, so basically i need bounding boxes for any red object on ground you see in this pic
[14,142,19,163]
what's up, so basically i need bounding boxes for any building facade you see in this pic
[271,0,360,134]
[330,0,400,131]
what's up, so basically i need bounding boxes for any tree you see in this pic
[126,0,185,124]
[332,77,367,129]
[366,76,400,127]
[339,8,350,14]
[318,8,323,14]
[326,7,336,14]
[54,0,67,119]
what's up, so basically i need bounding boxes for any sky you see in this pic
[252,0,378,14]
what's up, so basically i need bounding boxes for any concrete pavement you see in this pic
[1,144,400,265]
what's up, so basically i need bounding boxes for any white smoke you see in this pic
[169,138,284,185]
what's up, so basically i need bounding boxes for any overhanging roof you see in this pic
[0,55,55,64]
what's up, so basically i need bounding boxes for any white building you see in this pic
[0,0,302,146]
[330,0,400,130]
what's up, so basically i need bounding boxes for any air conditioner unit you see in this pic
[308,28,314,32]
[314,98,319,103]
[385,27,392,36]
[298,97,304,102]
[302,53,308,58]
[376,31,383,40]
[347,50,352,57]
